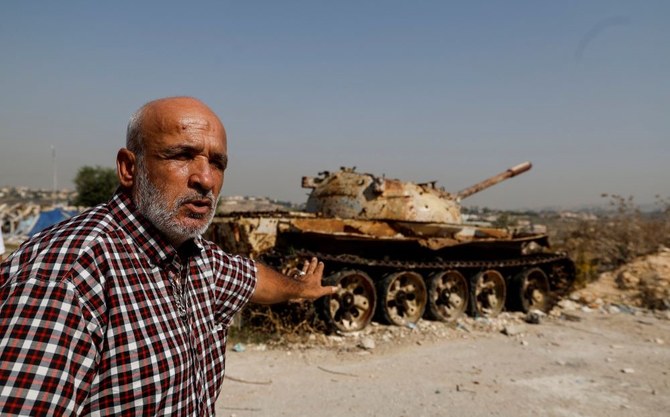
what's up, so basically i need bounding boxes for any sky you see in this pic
[1,0,668,210]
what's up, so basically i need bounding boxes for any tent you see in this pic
[15,208,79,237]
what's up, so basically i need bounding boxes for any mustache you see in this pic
[176,192,217,207]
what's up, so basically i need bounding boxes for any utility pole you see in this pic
[52,145,57,206]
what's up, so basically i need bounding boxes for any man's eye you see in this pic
[174,153,192,160]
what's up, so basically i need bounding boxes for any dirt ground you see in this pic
[216,252,670,417]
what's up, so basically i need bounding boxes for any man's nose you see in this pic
[188,157,216,193]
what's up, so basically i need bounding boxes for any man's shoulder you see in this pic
[1,201,127,282]
[198,238,250,263]
[32,202,123,250]
[195,238,256,277]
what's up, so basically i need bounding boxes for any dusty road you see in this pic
[216,309,670,417]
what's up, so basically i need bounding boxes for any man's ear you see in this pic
[116,148,136,188]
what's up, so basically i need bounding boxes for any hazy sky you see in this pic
[1,1,668,210]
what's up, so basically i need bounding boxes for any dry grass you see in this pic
[550,195,670,288]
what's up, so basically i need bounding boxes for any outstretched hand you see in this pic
[291,257,337,301]
[251,257,337,304]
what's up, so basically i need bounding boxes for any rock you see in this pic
[502,324,526,336]
[456,321,472,333]
[558,299,581,311]
[616,270,640,290]
[525,310,545,324]
[607,305,621,314]
[640,271,670,310]
[621,368,635,374]
[359,337,376,350]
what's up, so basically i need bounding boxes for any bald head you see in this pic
[126,97,226,158]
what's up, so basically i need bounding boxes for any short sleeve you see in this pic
[211,252,256,328]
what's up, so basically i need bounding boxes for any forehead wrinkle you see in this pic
[178,117,213,131]
[139,98,227,152]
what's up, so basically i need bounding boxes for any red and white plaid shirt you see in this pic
[0,191,256,416]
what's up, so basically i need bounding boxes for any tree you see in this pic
[73,166,118,207]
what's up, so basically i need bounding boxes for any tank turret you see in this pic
[301,161,532,224]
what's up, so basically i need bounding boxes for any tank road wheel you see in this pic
[471,270,506,317]
[511,268,551,313]
[377,271,427,326]
[320,270,376,333]
[425,270,469,322]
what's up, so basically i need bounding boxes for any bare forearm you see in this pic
[250,263,299,304]
[250,258,336,304]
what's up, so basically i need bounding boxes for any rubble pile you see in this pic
[573,247,670,310]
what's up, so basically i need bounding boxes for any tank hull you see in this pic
[206,211,575,332]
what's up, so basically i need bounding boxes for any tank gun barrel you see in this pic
[456,161,532,200]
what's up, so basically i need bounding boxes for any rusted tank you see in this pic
[206,162,575,333]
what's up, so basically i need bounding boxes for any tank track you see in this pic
[261,248,576,331]
[264,248,576,297]
[288,248,570,271]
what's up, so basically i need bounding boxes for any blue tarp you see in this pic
[27,208,78,237]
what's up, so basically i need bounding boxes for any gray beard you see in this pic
[134,164,218,245]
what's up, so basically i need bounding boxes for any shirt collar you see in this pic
[109,191,204,267]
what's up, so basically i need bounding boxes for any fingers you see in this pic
[302,257,323,275]
[293,257,332,300]
[301,257,324,277]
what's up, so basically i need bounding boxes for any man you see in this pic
[0,97,335,416]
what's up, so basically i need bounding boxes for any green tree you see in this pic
[73,166,118,207]
[492,212,511,228]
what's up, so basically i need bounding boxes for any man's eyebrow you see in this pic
[160,144,227,167]
[214,153,228,169]
[162,144,199,155]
